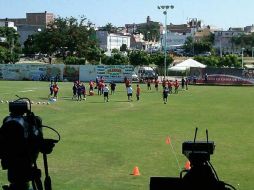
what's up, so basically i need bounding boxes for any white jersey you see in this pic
[127,86,133,94]
[103,86,109,93]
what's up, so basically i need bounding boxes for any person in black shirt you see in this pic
[163,87,169,104]
[110,81,116,95]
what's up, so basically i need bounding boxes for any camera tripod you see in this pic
[2,153,52,190]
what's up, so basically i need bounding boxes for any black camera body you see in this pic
[182,140,215,165]
[0,98,59,190]
[150,129,234,190]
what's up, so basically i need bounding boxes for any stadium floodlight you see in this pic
[157,4,174,79]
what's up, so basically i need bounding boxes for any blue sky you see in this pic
[0,0,253,30]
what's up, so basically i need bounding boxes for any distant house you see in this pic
[214,29,245,55]
[0,11,54,47]
[161,19,201,50]
[96,31,131,52]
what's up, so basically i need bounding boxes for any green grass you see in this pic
[0,81,253,190]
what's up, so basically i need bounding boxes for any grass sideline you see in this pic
[0,81,253,190]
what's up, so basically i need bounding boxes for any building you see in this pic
[0,11,54,47]
[244,25,254,33]
[214,29,245,55]
[0,21,17,43]
[96,31,131,51]
[125,16,163,35]
[0,11,54,27]
[0,20,17,29]
[18,25,43,47]
[161,18,201,50]
[162,31,192,50]
[130,33,145,50]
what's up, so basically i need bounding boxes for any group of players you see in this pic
[49,76,189,104]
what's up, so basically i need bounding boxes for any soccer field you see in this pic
[0,81,253,190]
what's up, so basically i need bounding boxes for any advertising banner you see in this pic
[189,67,254,85]
[96,65,134,82]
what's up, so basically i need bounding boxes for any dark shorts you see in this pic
[127,93,132,97]
[104,92,108,97]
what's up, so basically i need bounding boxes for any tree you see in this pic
[129,51,150,66]
[194,54,241,68]
[184,33,214,56]
[0,27,21,63]
[231,33,254,55]
[150,52,173,67]
[120,44,127,52]
[102,53,129,65]
[0,46,8,63]
[100,23,117,33]
[136,22,160,41]
[23,16,100,63]
[183,36,194,54]
[150,52,174,75]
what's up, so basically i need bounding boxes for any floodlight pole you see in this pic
[158,5,174,79]
[241,47,245,69]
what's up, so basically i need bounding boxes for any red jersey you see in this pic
[174,81,179,87]
[136,87,141,95]
[126,79,130,87]
[53,85,59,92]
[89,81,94,87]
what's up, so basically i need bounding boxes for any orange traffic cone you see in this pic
[132,166,140,176]
[165,136,171,144]
[185,161,191,170]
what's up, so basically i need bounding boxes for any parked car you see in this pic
[198,52,211,56]
[134,66,157,80]
[131,72,139,81]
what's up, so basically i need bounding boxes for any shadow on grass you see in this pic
[87,101,107,104]
[114,100,131,103]
[39,97,50,100]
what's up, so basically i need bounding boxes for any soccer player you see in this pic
[136,84,141,101]
[53,83,59,99]
[127,85,133,101]
[81,83,86,100]
[168,80,173,94]
[103,84,109,102]
[72,83,77,100]
[174,80,179,94]
[77,85,82,101]
[154,79,159,91]
[89,80,94,92]
[181,77,185,90]
[147,79,151,90]
[110,81,116,95]
[163,87,169,104]
[48,81,54,98]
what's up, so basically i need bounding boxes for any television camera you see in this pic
[0,97,60,190]
[150,128,237,190]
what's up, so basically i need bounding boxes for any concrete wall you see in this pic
[0,64,134,82]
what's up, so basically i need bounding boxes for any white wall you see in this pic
[0,64,133,82]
